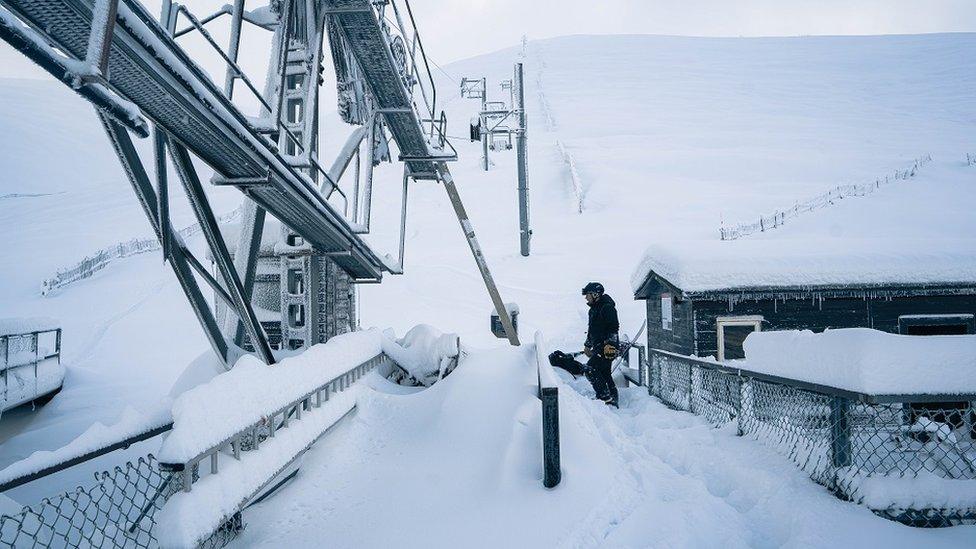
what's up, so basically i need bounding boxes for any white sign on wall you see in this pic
[661,293,673,331]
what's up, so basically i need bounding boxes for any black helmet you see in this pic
[581,282,604,295]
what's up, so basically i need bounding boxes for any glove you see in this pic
[583,347,593,358]
[548,350,567,366]
[603,343,618,360]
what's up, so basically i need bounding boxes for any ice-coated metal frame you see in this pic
[2,0,521,353]
[99,113,232,364]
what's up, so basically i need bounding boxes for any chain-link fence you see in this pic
[648,350,976,527]
[0,455,238,548]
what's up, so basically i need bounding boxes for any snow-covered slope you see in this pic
[359,32,976,350]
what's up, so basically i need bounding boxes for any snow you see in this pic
[379,324,460,386]
[155,389,358,549]
[0,317,58,336]
[631,236,976,294]
[0,74,241,503]
[158,329,383,465]
[2,23,976,545]
[742,328,976,395]
[854,471,976,512]
[239,344,976,548]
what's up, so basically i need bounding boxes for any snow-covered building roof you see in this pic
[632,238,976,296]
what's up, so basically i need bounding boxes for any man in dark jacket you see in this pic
[549,282,620,407]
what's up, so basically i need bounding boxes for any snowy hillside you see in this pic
[359,33,976,349]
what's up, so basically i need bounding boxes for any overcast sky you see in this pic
[407,0,976,64]
[2,0,975,77]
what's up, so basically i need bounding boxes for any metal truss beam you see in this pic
[230,202,267,348]
[168,141,276,365]
[98,113,230,364]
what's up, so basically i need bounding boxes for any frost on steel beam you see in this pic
[0,4,149,137]
[97,113,229,364]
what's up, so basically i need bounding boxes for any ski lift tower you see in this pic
[461,66,531,256]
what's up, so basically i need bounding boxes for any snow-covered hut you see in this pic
[632,239,976,361]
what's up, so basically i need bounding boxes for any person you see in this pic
[549,282,620,407]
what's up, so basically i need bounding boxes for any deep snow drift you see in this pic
[238,344,975,548]
[743,328,976,395]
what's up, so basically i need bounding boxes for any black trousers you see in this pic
[550,353,618,403]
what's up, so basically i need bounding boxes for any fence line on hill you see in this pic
[720,155,932,241]
[41,207,243,296]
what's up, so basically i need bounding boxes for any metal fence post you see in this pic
[830,397,852,469]
[541,386,561,488]
[687,364,695,412]
[736,377,747,436]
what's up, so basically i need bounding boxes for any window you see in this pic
[661,294,673,331]
[898,314,974,335]
[716,316,763,361]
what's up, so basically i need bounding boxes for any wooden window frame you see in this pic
[898,314,974,335]
[716,315,763,361]
[661,293,673,332]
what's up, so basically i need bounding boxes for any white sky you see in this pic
[2,0,975,78]
[406,0,976,64]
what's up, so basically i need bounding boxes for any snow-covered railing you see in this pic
[1,320,63,413]
[0,408,172,493]
[648,348,976,527]
[719,155,932,240]
[154,336,398,548]
[40,206,243,295]
[534,331,561,488]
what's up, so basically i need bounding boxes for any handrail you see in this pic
[159,353,388,477]
[379,0,440,147]
[650,348,976,405]
[154,351,399,547]
[1,328,60,370]
[533,331,561,488]
[0,421,173,492]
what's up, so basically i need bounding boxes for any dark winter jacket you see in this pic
[585,294,619,351]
